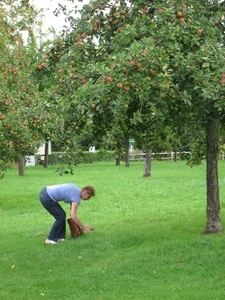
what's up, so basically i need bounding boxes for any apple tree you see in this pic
[0,0,48,177]
[31,38,67,168]
[149,1,225,233]
[52,0,225,233]
[53,0,172,170]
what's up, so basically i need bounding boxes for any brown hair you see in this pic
[82,186,95,197]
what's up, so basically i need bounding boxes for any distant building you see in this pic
[26,141,51,166]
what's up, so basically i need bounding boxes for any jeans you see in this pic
[39,188,66,241]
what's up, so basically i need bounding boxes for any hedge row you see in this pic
[37,150,117,165]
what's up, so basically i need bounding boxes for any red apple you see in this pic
[104,76,112,82]
[117,82,123,88]
[78,41,84,47]
[120,10,126,15]
[80,33,87,39]
[142,49,149,55]
[136,62,142,69]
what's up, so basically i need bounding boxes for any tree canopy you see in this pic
[48,0,225,233]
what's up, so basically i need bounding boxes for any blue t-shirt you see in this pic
[46,183,81,204]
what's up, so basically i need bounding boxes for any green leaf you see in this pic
[202,62,210,68]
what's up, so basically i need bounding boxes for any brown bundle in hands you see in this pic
[67,218,84,238]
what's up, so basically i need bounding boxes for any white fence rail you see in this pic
[129,151,225,161]
[129,151,191,161]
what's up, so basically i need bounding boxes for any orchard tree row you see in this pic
[1,0,225,233]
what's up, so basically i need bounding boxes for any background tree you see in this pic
[52,0,171,172]
[0,0,43,177]
[0,0,64,176]
[32,41,65,169]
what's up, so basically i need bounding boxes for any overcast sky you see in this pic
[30,0,89,33]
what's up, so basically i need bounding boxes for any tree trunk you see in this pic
[18,157,25,176]
[204,115,222,233]
[143,127,152,177]
[43,141,49,168]
[115,157,120,166]
[174,150,177,161]
[115,145,121,166]
[143,149,151,177]
[124,135,130,167]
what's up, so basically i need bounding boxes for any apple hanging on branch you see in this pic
[104,76,112,83]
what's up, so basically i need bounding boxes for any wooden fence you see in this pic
[129,151,191,161]
[129,151,225,161]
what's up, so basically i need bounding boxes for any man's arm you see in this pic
[70,202,93,231]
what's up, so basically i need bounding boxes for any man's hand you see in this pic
[83,225,93,231]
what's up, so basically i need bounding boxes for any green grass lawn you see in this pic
[1,160,225,300]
